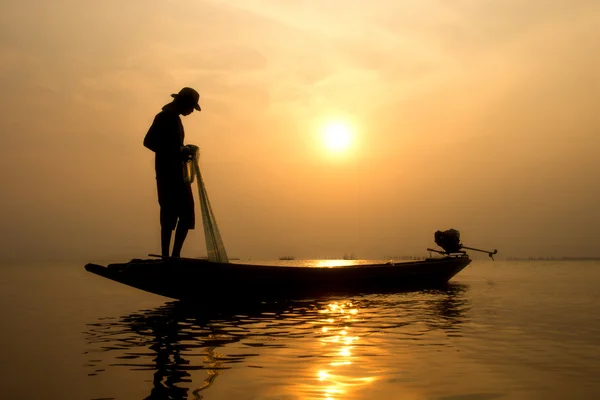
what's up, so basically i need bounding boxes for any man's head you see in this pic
[171,87,201,115]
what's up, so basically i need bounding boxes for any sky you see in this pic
[1,0,599,262]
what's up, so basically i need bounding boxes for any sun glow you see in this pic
[322,121,352,152]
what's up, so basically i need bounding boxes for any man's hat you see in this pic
[171,87,201,111]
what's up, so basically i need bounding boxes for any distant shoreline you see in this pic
[507,257,600,261]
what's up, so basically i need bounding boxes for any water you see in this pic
[1,259,600,399]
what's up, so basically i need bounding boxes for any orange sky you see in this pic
[1,0,599,261]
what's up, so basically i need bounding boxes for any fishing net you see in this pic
[184,146,229,263]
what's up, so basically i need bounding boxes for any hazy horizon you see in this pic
[1,0,599,262]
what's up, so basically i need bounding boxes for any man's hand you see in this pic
[180,145,193,160]
[186,144,199,153]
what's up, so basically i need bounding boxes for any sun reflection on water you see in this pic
[84,285,472,400]
[313,260,358,268]
[309,301,377,399]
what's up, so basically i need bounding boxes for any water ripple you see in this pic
[84,284,470,399]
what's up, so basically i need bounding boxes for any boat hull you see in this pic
[85,257,471,302]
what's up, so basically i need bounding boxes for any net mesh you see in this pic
[187,149,229,263]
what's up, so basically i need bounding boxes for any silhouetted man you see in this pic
[144,87,201,258]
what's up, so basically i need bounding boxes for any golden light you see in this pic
[322,121,352,152]
[330,361,351,366]
[294,301,378,400]
[318,370,329,381]
[315,260,355,268]
[339,347,351,357]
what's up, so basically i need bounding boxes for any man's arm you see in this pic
[143,114,162,152]
[143,113,180,156]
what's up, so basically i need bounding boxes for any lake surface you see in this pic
[1,259,599,399]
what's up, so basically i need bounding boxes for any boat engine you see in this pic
[434,229,463,254]
[429,229,498,259]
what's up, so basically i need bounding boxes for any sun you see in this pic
[322,121,352,152]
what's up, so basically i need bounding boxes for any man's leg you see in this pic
[172,183,195,258]
[172,224,188,258]
[157,179,176,258]
[161,227,172,258]
[160,205,176,258]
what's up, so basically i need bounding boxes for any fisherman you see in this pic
[143,87,201,258]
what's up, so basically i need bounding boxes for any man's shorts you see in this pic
[156,178,195,230]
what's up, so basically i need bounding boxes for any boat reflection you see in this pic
[84,284,470,399]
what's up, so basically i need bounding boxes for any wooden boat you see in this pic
[84,255,471,302]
